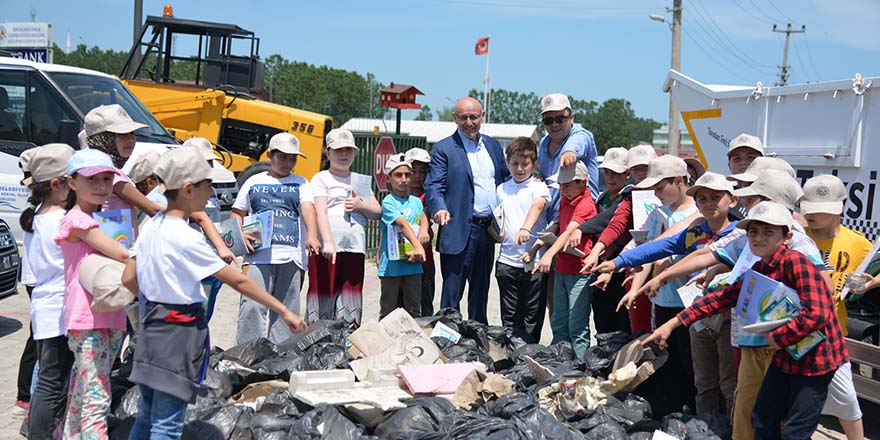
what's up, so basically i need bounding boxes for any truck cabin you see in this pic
[119,15,264,95]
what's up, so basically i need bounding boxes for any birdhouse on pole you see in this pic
[380,82,423,134]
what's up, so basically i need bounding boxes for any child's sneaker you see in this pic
[12,400,28,416]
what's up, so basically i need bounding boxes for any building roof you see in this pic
[340,118,540,144]
[380,83,424,95]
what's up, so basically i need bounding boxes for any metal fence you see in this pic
[348,133,429,255]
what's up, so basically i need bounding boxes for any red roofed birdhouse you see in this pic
[380,82,423,110]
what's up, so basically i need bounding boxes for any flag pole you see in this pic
[484,44,491,123]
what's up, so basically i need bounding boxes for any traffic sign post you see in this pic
[373,136,396,192]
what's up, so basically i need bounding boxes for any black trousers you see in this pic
[590,270,631,335]
[495,261,546,344]
[752,363,835,440]
[17,286,36,403]
[646,304,697,416]
[28,335,74,439]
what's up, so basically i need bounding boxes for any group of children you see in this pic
[16,103,878,439]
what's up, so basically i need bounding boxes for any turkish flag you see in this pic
[475,37,489,55]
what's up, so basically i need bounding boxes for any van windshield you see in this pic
[45,72,178,145]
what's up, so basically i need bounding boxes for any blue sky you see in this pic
[3,0,880,124]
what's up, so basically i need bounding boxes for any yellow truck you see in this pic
[118,14,331,184]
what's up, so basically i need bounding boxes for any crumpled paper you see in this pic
[451,369,515,410]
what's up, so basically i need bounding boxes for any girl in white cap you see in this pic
[308,129,380,328]
[55,148,131,439]
[19,144,76,438]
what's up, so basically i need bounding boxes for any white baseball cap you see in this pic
[627,144,658,168]
[84,104,148,136]
[737,201,794,230]
[800,174,846,215]
[405,148,431,164]
[128,151,162,184]
[182,137,220,162]
[384,153,412,175]
[727,133,764,157]
[733,170,803,211]
[325,128,358,150]
[557,161,589,184]
[635,155,687,189]
[685,171,735,196]
[684,157,706,180]
[154,147,214,190]
[22,143,75,186]
[599,147,628,173]
[268,133,307,158]
[727,156,794,183]
[540,93,571,114]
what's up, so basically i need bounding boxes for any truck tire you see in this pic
[236,161,272,188]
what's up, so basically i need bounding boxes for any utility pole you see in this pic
[772,23,805,86]
[668,0,682,156]
[132,0,143,68]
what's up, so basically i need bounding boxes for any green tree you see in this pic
[436,106,454,122]
[467,88,541,126]
[586,98,660,154]
[414,105,433,121]
[52,43,128,75]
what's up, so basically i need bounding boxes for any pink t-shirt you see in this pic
[55,209,127,332]
[103,173,138,242]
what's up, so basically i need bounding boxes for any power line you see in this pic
[747,0,782,24]
[801,33,822,81]
[790,37,811,83]
[682,28,759,84]
[689,0,775,68]
[683,9,775,76]
[766,0,799,25]
[729,0,774,25]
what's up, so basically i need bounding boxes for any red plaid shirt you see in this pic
[678,245,847,376]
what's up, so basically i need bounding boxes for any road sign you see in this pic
[373,136,396,192]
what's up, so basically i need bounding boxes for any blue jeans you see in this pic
[129,385,187,440]
[551,272,593,358]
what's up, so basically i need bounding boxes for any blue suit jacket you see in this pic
[425,131,510,255]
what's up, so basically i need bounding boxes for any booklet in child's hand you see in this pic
[241,211,274,251]
[350,173,373,202]
[387,223,420,261]
[94,209,133,249]
[219,218,249,257]
[735,269,800,325]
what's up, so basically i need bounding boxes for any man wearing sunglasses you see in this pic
[538,93,599,225]
[425,97,510,324]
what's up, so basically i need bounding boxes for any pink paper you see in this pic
[398,363,482,395]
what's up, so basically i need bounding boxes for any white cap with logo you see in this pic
[685,171,735,196]
[128,151,162,184]
[627,144,658,168]
[84,104,149,136]
[182,137,220,162]
[727,133,764,156]
[599,147,628,174]
[384,153,412,175]
[540,93,572,114]
[405,148,431,164]
[557,161,589,184]
[635,155,688,189]
[727,156,794,183]
[22,143,75,186]
[325,128,358,150]
[737,201,794,230]
[733,170,803,211]
[268,133,307,158]
[800,174,846,215]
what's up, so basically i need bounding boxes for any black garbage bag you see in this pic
[619,393,652,420]
[301,342,350,370]
[441,344,494,371]
[251,352,303,380]
[695,412,732,440]
[185,396,227,423]
[220,337,278,366]
[510,342,576,365]
[627,419,663,434]
[572,410,614,433]
[458,320,490,351]
[249,412,299,440]
[430,336,457,350]
[439,411,527,440]
[628,432,654,440]
[201,368,234,399]
[290,406,370,440]
[108,415,135,440]
[603,395,650,427]
[258,389,304,417]
[184,403,254,440]
[277,320,348,354]
[485,392,582,440]
[685,417,723,440]
[583,331,632,376]
[434,307,463,322]
[582,421,627,440]
[114,385,141,418]
[374,397,456,438]
[661,414,691,439]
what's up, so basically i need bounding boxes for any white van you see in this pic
[0,57,237,241]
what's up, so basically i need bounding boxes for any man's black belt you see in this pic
[472,216,492,228]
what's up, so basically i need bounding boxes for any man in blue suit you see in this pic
[426,97,510,324]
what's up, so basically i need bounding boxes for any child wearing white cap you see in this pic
[404,147,437,316]
[378,154,428,318]
[308,129,380,328]
[801,174,868,439]
[231,132,320,345]
[55,148,132,439]
[18,144,76,438]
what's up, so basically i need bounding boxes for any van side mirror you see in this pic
[58,120,80,148]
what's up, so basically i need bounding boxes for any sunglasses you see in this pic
[542,113,571,125]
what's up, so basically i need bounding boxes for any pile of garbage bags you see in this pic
[107,310,730,440]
